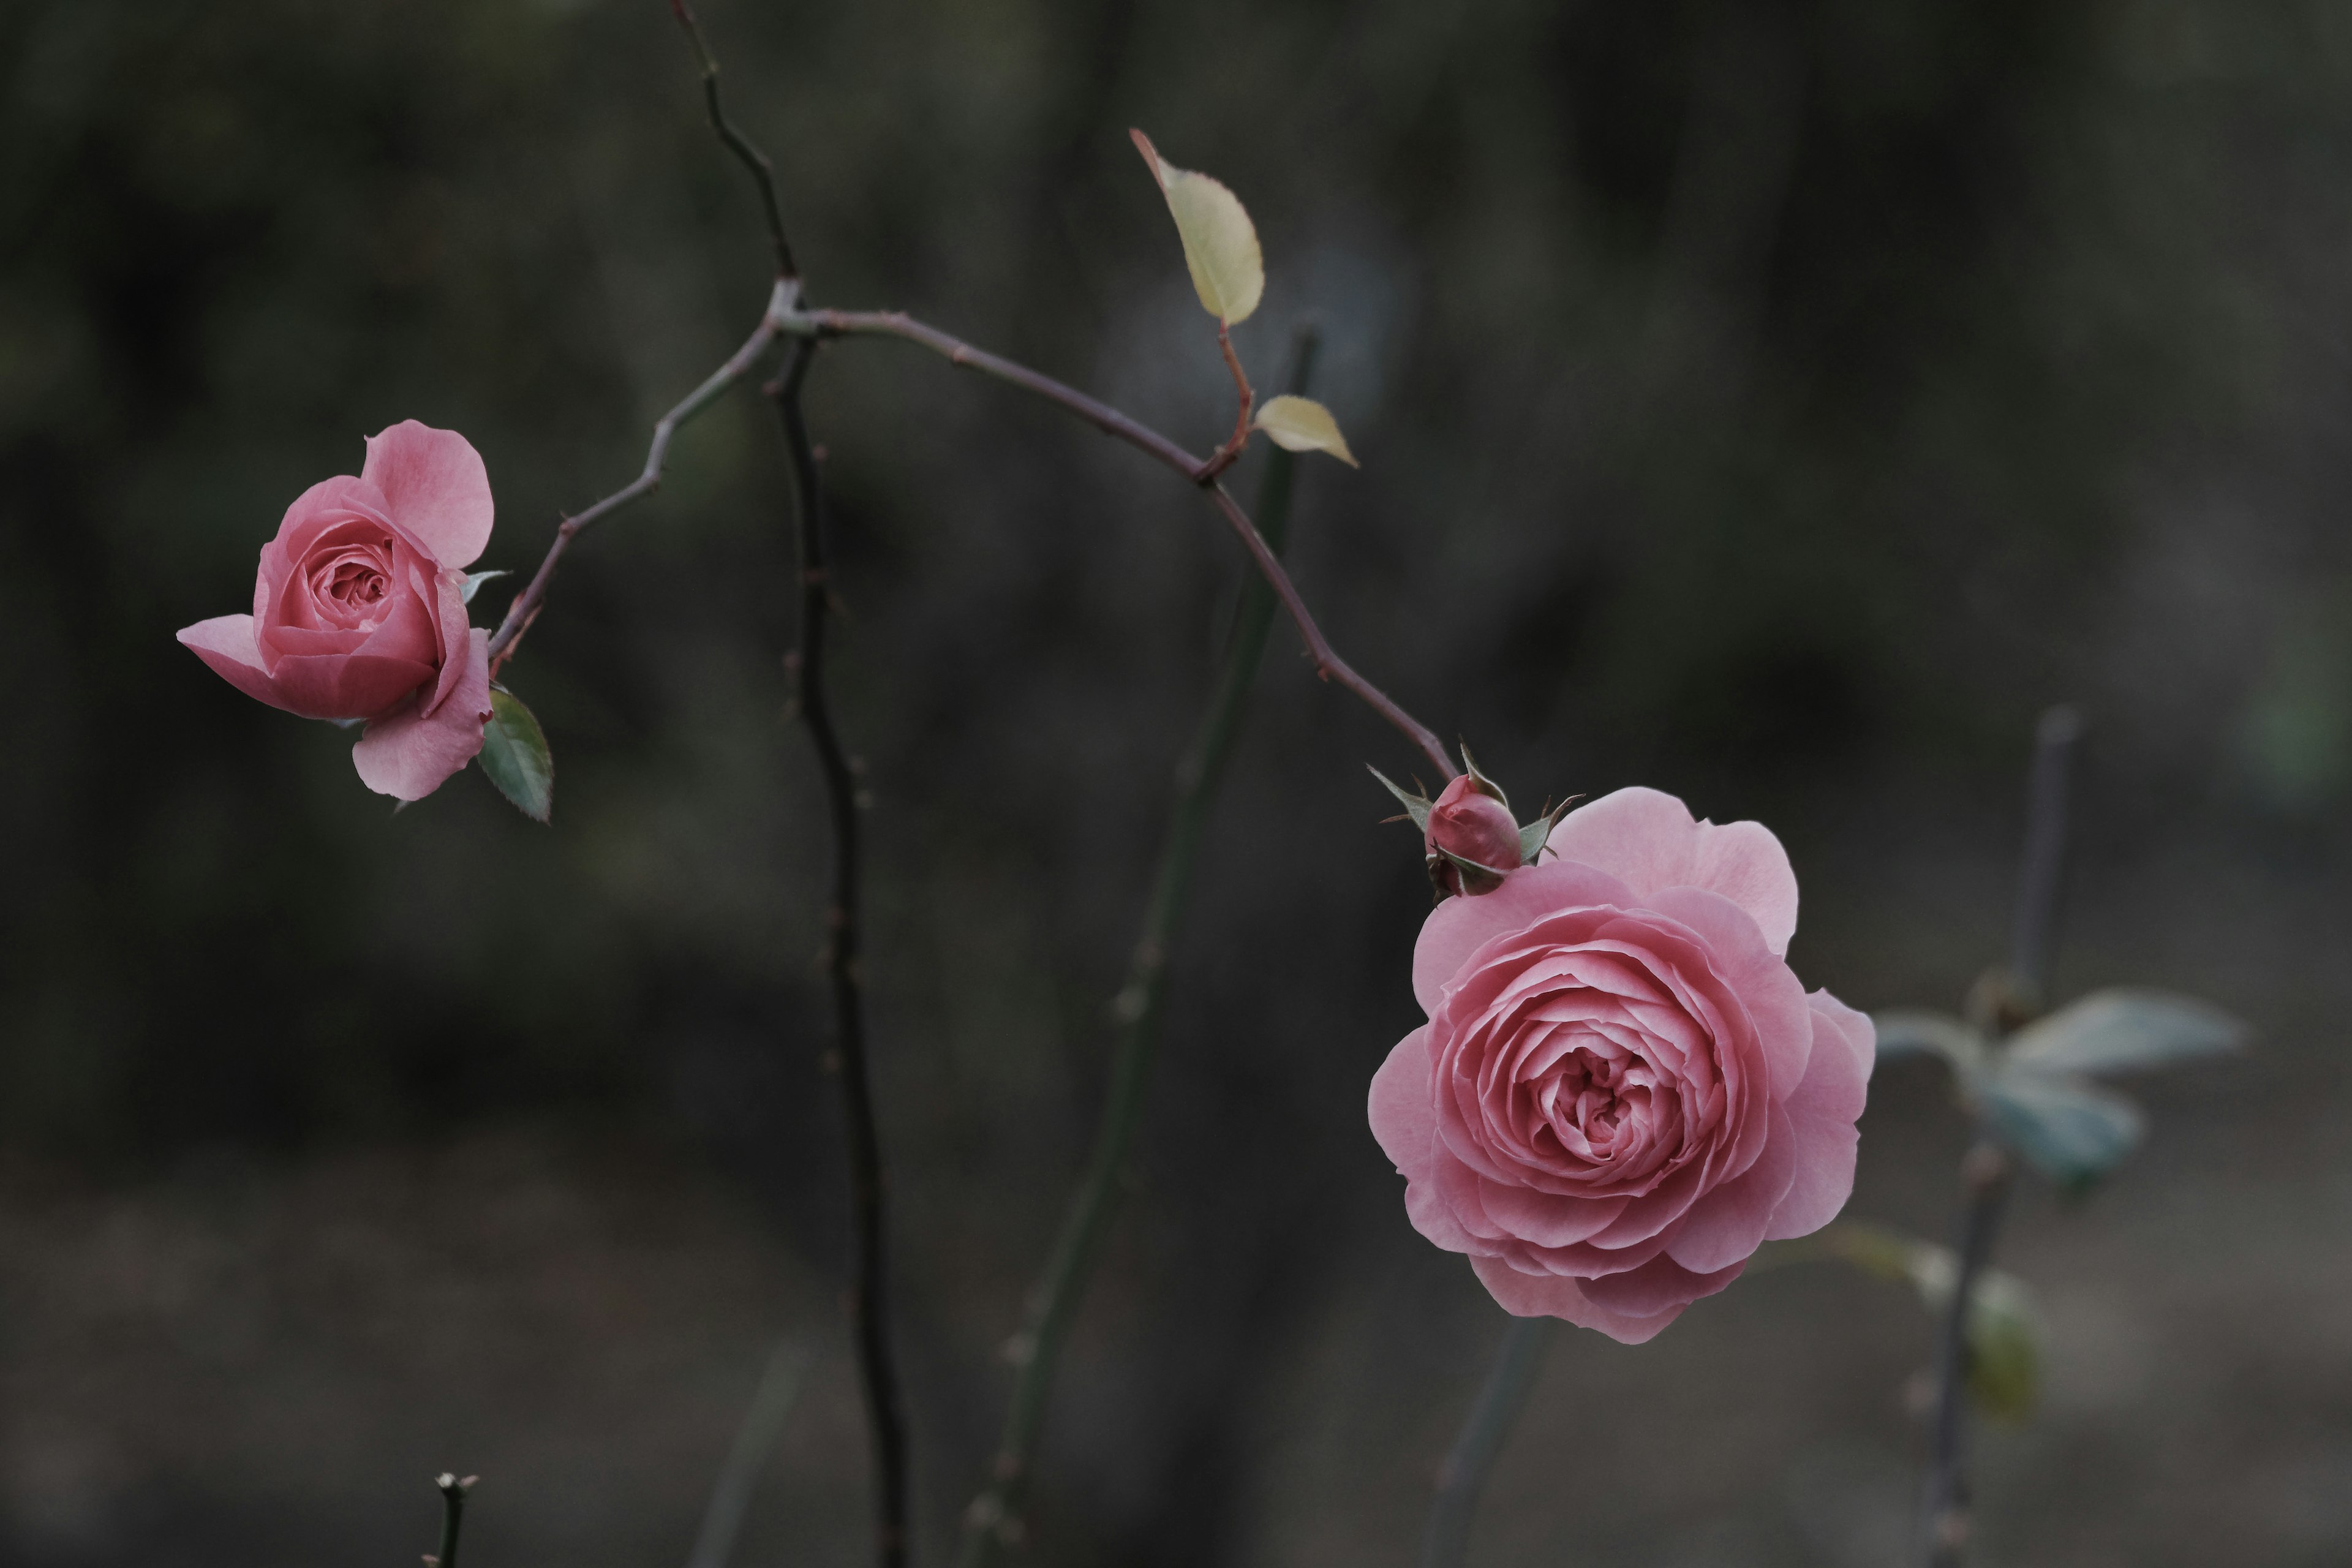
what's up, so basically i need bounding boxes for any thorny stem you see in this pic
[955,334,1321,1567]
[1420,1316,1552,1568]
[771,341,913,1568]
[1919,703,2082,1568]
[782,304,1458,782]
[669,0,797,279]
[484,281,792,679]
[427,1473,475,1568]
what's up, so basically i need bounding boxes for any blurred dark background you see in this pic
[2,0,2347,1563]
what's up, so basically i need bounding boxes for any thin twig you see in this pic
[485,281,794,677]
[1919,703,2082,1568]
[954,333,1321,1567]
[771,340,911,1568]
[1420,1316,1552,1568]
[1195,322,1254,481]
[668,0,797,278]
[686,1342,816,1568]
[781,305,1458,780]
[426,1472,475,1568]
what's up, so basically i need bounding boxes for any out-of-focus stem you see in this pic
[772,341,912,1568]
[1919,702,2081,1568]
[1420,1316,1552,1568]
[954,335,1321,1567]
[686,1343,815,1568]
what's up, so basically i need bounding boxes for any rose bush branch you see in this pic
[484,281,794,677]
[956,333,1320,1567]
[777,304,1457,781]
[767,339,912,1568]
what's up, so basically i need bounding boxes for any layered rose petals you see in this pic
[1369,786,1873,1344]
[176,421,496,801]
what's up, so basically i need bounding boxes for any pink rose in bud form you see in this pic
[1370,786,1874,1344]
[176,421,497,801]
[1425,774,1523,897]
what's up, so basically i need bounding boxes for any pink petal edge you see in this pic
[360,420,494,569]
[1545,786,1800,957]
[351,628,492,801]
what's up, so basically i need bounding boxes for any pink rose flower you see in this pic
[176,421,497,801]
[1424,774,1523,898]
[1368,786,1874,1344]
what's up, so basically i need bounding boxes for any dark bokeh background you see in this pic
[3,0,2348,1563]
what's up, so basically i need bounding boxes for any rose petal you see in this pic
[1469,1254,1685,1345]
[1414,860,1637,1015]
[1663,1102,1800,1273]
[1643,886,1814,1099]
[351,628,492,800]
[360,420,494,568]
[1545,786,1800,956]
[177,614,298,712]
[1575,1251,1746,1318]
[1763,992,1875,1242]
[262,650,436,721]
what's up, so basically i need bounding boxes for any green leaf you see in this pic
[2004,988,2247,1078]
[461,569,510,605]
[480,688,553,823]
[1871,1009,1989,1091]
[1130,129,1264,325]
[1368,766,1431,831]
[1251,396,1357,467]
[1981,1071,2143,1186]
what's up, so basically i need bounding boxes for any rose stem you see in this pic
[778,305,1458,783]
[426,1472,474,1568]
[953,330,1321,1567]
[770,335,912,1568]
[1918,703,2081,1568]
[671,7,913,1566]
[1419,1316,1552,1568]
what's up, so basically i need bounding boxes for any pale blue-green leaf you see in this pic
[480,688,553,823]
[461,569,510,605]
[1981,1071,2144,1186]
[1872,1009,1988,1088]
[2005,988,2247,1078]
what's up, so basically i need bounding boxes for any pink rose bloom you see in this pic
[1424,774,1523,897]
[1369,786,1874,1344]
[176,421,497,801]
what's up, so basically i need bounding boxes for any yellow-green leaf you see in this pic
[1252,395,1356,466]
[1129,129,1264,326]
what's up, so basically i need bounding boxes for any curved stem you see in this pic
[485,282,793,677]
[955,336,1321,1565]
[772,341,912,1568]
[1420,1316,1551,1568]
[785,306,1458,781]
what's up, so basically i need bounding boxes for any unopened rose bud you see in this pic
[1425,774,1521,898]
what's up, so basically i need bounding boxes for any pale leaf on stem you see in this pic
[1130,129,1264,325]
[1253,394,1357,466]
